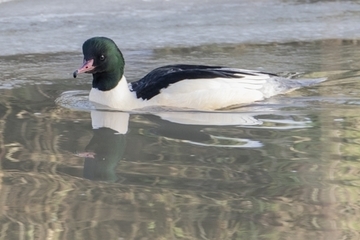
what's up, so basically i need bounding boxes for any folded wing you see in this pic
[130,64,277,100]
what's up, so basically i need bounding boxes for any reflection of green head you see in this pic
[83,127,126,182]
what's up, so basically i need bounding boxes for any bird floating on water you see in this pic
[73,37,325,111]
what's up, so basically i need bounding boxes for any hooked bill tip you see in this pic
[73,70,78,78]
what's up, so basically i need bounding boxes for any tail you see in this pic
[264,76,327,98]
[291,77,327,88]
[277,76,326,90]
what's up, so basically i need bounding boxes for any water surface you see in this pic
[1,0,360,239]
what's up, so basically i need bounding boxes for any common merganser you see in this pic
[73,37,325,111]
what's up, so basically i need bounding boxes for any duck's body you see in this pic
[89,66,313,111]
[74,37,325,111]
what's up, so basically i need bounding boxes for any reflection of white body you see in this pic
[91,111,130,134]
[90,110,265,148]
[156,111,262,126]
[90,110,263,134]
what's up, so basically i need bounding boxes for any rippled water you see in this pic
[2,0,360,239]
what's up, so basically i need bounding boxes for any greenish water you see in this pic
[0,40,360,239]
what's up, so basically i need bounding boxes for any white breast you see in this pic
[89,76,147,110]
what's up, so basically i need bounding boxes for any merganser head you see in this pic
[73,37,125,91]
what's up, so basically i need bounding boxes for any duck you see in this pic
[73,37,325,111]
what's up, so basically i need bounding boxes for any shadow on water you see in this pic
[1,40,360,239]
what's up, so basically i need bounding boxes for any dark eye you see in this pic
[100,55,105,61]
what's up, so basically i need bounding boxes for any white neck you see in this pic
[89,76,145,110]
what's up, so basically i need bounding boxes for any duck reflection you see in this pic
[77,110,267,181]
[77,111,128,181]
[77,107,312,182]
[81,127,125,181]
